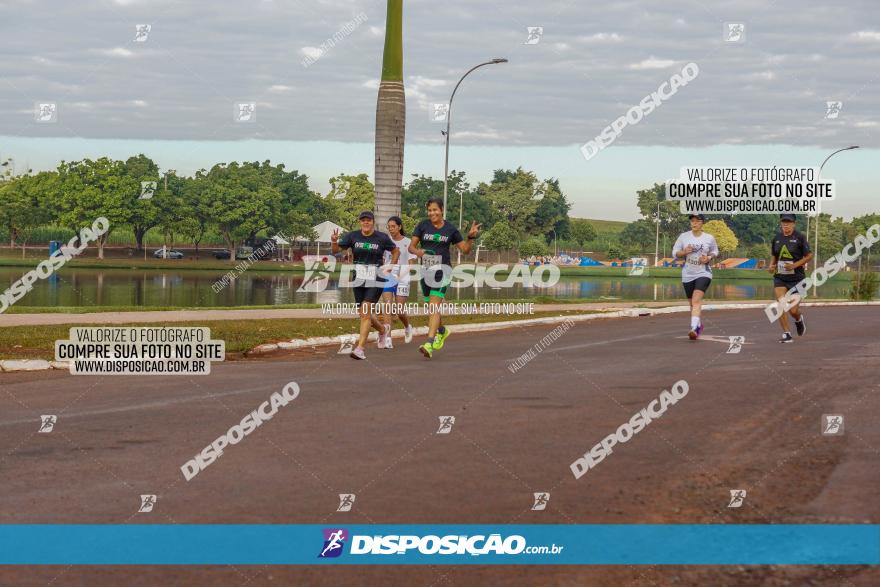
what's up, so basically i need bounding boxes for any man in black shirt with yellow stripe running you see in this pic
[769,214,813,343]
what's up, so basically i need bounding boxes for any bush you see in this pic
[519,235,549,257]
[849,271,878,301]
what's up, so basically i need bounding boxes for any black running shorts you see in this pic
[682,277,712,299]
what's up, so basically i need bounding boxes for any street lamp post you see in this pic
[551,228,558,257]
[441,58,508,263]
[813,146,859,295]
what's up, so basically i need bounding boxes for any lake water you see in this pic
[0,266,853,308]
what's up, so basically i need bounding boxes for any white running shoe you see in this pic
[384,325,393,349]
[404,325,414,344]
[376,329,386,349]
[350,347,366,360]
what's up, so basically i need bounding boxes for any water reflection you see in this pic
[0,267,852,309]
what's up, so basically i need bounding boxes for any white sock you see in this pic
[690,316,700,329]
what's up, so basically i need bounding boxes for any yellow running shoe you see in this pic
[432,329,449,350]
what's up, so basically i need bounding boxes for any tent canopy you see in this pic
[296,220,346,243]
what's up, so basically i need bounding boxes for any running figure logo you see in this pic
[822,414,844,435]
[727,489,746,508]
[336,494,356,512]
[628,257,648,276]
[436,416,455,434]
[825,101,843,119]
[318,528,348,558]
[138,494,157,513]
[35,103,57,123]
[235,102,256,123]
[724,23,745,42]
[140,181,157,200]
[431,103,449,123]
[299,255,336,293]
[524,26,543,45]
[337,334,357,355]
[726,336,745,354]
[38,415,57,433]
[134,24,151,42]
[531,492,550,511]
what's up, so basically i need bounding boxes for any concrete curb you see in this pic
[2,301,877,371]
[246,300,880,354]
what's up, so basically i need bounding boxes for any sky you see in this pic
[1,0,878,221]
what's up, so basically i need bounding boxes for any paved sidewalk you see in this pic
[0,301,775,327]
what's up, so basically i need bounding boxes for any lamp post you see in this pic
[441,58,508,263]
[551,228,558,257]
[813,146,859,295]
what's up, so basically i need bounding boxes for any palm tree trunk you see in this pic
[374,0,404,231]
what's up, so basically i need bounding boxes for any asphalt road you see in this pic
[1,306,878,586]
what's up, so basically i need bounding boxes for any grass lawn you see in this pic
[0,311,591,361]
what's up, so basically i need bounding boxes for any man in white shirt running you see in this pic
[672,214,720,340]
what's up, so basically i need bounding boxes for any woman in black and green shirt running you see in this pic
[408,198,481,359]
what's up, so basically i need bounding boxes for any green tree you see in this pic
[519,235,549,257]
[478,168,541,236]
[619,219,656,252]
[57,158,134,259]
[606,244,623,260]
[198,163,281,260]
[0,172,58,255]
[122,154,161,251]
[569,218,598,246]
[325,173,375,229]
[481,222,518,250]
[703,219,738,254]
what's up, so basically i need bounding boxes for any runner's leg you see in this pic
[774,286,791,333]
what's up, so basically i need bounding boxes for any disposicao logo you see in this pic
[319,528,348,558]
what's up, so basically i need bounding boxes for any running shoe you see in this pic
[779,332,793,344]
[795,316,806,337]
[350,347,366,360]
[419,342,433,359]
[688,329,698,340]
[432,329,450,350]
[404,325,414,344]
[695,323,704,337]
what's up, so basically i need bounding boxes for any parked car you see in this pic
[211,250,231,259]
[153,249,185,259]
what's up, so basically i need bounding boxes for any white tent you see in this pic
[295,220,347,256]
[296,220,345,243]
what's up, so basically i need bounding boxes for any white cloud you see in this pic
[578,32,622,42]
[95,47,135,58]
[268,85,294,93]
[300,47,323,60]
[629,57,676,70]
[851,31,880,41]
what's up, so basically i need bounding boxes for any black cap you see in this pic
[780,213,796,222]
[358,211,375,220]
[688,213,706,221]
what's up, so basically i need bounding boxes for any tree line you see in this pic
[0,156,576,260]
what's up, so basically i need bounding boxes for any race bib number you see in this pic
[355,264,377,281]
[397,282,410,297]
[777,261,794,275]
[422,254,442,270]
[686,256,703,266]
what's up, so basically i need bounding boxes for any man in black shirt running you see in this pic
[768,214,813,343]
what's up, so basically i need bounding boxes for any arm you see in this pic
[330,229,343,255]
[408,235,423,258]
[455,221,482,255]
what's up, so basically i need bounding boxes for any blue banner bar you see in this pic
[1,525,877,565]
